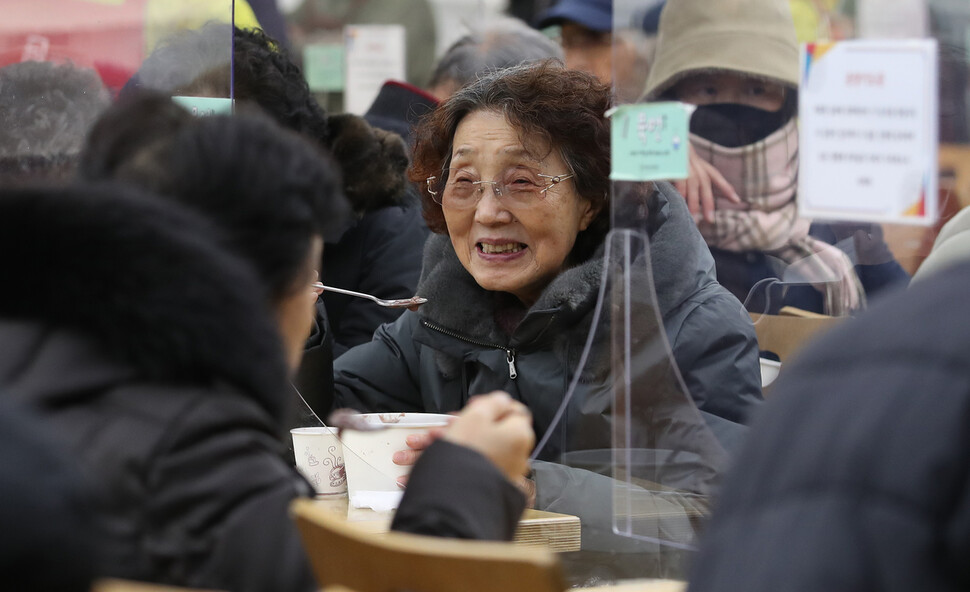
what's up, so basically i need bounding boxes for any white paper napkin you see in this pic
[350,490,404,512]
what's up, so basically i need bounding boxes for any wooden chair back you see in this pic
[291,498,567,592]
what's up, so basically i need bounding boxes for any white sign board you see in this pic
[799,39,939,226]
[344,25,406,115]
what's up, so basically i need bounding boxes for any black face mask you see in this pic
[689,103,791,148]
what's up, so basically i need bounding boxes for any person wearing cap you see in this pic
[642,0,908,315]
[535,0,652,103]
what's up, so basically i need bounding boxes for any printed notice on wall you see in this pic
[799,39,939,226]
[610,102,694,182]
[344,25,405,115]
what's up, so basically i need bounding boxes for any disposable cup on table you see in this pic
[291,427,347,497]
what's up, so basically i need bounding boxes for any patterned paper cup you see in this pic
[291,427,347,497]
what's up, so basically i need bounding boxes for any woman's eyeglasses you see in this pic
[425,166,574,210]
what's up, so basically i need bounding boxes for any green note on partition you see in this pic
[304,43,345,92]
[172,96,234,117]
[610,102,694,182]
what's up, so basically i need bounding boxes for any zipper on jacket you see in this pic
[422,320,518,380]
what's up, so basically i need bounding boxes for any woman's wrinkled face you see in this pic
[672,72,787,111]
[276,235,323,373]
[443,110,596,307]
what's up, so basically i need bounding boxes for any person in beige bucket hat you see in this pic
[641,0,908,316]
[642,0,800,101]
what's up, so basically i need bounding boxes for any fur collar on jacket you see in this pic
[327,114,413,216]
[0,184,291,422]
[415,182,718,360]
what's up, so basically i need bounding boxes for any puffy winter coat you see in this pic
[334,182,761,437]
[0,186,522,592]
[689,261,970,592]
[321,114,431,358]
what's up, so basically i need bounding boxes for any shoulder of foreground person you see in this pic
[391,440,526,541]
[688,262,970,592]
[144,389,317,592]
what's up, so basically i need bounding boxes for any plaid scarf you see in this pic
[692,119,865,316]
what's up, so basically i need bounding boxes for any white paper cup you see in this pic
[291,427,347,497]
[760,358,782,387]
[341,413,452,496]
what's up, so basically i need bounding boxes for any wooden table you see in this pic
[312,496,581,552]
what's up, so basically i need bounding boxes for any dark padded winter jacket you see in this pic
[0,186,522,592]
[334,183,762,433]
[689,261,970,592]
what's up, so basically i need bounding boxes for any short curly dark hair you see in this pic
[231,27,331,146]
[409,60,612,261]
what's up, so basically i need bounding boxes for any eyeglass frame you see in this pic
[425,167,575,208]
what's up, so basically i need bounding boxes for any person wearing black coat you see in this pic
[688,260,970,591]
[0,183,321,592]
[0,182,530,592]
[320,114,431,359]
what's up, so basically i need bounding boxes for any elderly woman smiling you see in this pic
[429,108,594,306]
[333,62,761,460]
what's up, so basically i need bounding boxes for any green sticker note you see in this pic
[172,96,234,117]
[304,43,345,92]
[610,102,693,182]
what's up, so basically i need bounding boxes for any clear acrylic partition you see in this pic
[0,0,237,185]
[130,1,236,105]
[747,0,965,322]
[615,0,936,321]
[0,0,121,182]
[503,3,730,585]
[526,207,730,585]
[603,0,965,584]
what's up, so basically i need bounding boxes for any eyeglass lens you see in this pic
[431,167,570,209]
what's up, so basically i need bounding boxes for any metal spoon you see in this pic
[313,283,427,310]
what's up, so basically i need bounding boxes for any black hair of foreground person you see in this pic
[688,261,970,591]
[0,183,303,591]
[80,94,350,384]
[0,184,528,592]
[79,93,348,303]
